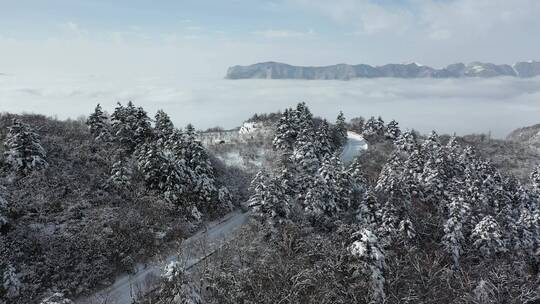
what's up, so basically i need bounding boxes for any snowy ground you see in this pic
[215,149,264,169]
[341,131,368,163]
[77,133,365,304]
[216,151,245,168]
[77,211,249,304]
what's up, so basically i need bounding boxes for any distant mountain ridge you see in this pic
[226,61,540,80]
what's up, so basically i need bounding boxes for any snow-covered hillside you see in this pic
[199,121,274,171]
[507,123,540,149]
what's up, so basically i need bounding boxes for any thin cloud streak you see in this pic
[254,29,316,39]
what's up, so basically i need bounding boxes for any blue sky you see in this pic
[0,0,336,41]
[1,0,540,77]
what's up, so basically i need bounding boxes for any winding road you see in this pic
[341,131,369,163]
[77,211,249,304]
[77,132,367,304]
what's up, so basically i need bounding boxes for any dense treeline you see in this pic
[151,104,539,304]
[0,103,238,304]
[2,102,539,304]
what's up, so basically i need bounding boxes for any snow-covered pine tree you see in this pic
[111,102,134,152]
[445,136,462,157]
[348,228,386,304]
[478,162,507,216]
[460,150,496,218]
[161,161,190,205]
[293,129,317,163]
[334,111,348,147]
[86,103,111,142]
[248,170,291,228]
[267,173,293,224]
[165,125,220,212]
[499,183,530,253]
[133,105,153,146]
[421,131,450,206]
[273,108,298,154]
[218,186,233,210]
[363,116,386,140]
[384,120,401,140]
[346,157,368,199]
[374,152,417,243]
[135,141,188,201]
[294,102,315,139]
[515,205,540,256]
[166,128,187,158]
[398,217,416,241]
[275,166,298,207]
[335,157,353,211]
[402,149,425,197]
[394,130,418,153]
[248,170,269,209]
[184,123,197,141]
[315,119,333,160]
[531,165,540,192]
[362,117,377,138]
[421,131,442,155]
[108,156,132,188]
[378,199,399,240]
[160,261,202,304]
[458,146,478,169]
[0,190,8,230]
[376,116,386,133]
[292,132,320,202]
[442,193,470,267]
[357,190,383,228]
[135,141,164,190]
[304,155,346,219]
[3,119,48,174]
[172,124,223,212]
[185,132,217,211]
[288,103,320,176]
[444,136,465,177]
[154,109,175,148]
[375,152,404,194]
[471,215,506,257]
[304,180,328,221]
[295,102,313,130]
[111,101,152,153]
[2,264,21,300]
[471,279,496,304]
[376,197,416,246]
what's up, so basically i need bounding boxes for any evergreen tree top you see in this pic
[4,119,48,173]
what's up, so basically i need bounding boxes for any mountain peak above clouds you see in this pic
[226,61,540,80]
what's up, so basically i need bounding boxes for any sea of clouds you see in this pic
[1,73,540,138]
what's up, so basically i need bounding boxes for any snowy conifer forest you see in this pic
[0,101,539,304]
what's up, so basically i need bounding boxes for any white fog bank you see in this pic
[1,74,540,138]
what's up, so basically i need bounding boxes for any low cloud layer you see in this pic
[1,74,540,138]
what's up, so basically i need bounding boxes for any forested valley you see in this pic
[0,102,539,304]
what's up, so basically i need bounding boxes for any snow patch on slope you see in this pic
[239,122,259,134]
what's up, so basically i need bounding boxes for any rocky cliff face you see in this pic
[226,61,540,80]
